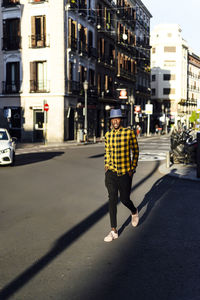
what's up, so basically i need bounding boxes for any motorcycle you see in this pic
[170,128,197,164]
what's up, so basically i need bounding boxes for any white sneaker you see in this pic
[104,230,118,242]
[132,209,139,227]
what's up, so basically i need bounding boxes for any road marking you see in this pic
[139,152,166,161]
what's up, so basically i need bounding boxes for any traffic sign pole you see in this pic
[43,101,49,144]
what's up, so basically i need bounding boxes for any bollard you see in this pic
[166,151,170,168]
[197,132,200,178]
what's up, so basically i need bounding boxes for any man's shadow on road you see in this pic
[118,173,172,236]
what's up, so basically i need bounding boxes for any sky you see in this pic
[142,0,200,55]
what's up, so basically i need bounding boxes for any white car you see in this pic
[0,128,16,166]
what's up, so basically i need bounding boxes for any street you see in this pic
[0,136,200,300]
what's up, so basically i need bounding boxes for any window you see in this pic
[4,62,20,94]
[152,74,156,81]
[163,74,176,80]
[151,88,155,96]
[31,16,46,48]
[164,60,176,67]
[3,18,21,50]
[152,48,156,54]
[68,19,77,51]
[79,25,87,55]
[164,46,176,52]
[30,61,49,92]
[89,69,95,86]
[163,88,175,95]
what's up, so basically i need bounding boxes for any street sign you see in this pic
[145,104,153,115]
[44,103,49,111]
[119,89,128,99]
[134,105,141,113]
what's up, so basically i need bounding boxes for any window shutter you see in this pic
[43,16,46,46]
[31,17,36,47]
[30,62,36,92]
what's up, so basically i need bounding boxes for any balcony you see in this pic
[100,88,117,100]
[119,68,136,81]
[2,0,20,7]
[28,0,48,3]
[2,36,21,51]
[66,80,80,95]
[29,34,50,48]
[88,86,98,98]
[88,47,97,59]
[2,81,21,94]
[30,80,50,93]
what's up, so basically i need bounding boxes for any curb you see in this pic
[159,163,200,181]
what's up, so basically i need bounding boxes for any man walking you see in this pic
[104,109,139,242]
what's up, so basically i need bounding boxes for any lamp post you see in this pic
[129,94,135,128]
[83,80,88,141]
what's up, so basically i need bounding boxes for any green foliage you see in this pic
[189,111,199,124]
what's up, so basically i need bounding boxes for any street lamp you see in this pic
[83,80,88,141]
[129,94,135,127]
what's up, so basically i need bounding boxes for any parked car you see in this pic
[0,128,16,166]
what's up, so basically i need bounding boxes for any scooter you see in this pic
[170,129,197,164]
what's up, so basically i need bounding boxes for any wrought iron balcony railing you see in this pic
[30,80,50,93]
[66,80,80,95]
[88,47,97,59]
[2,81,21,94]
[2,36,21,51]
[29,34,50,48]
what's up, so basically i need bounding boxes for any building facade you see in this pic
[0,0,151,142]
[150,24,193,129]
[135,0,151,132]
[187,50,200,125]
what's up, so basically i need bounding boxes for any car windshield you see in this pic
[0,131,8,140]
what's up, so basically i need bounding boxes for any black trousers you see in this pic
[105,170,137,228]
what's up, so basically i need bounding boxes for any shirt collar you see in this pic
[112,127,123,133]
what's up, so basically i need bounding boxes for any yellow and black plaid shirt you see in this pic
[104,127,139,176]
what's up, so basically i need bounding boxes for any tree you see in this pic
[189,111,199,127]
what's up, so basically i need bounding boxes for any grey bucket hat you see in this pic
[109,109,123,119]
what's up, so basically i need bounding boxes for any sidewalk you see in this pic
[159,162,200,181]
[16,133,166,150]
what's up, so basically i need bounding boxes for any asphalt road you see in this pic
[0,136,200,300]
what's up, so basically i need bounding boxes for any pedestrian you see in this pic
[104,108,139,242]
[136,124,141,137]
